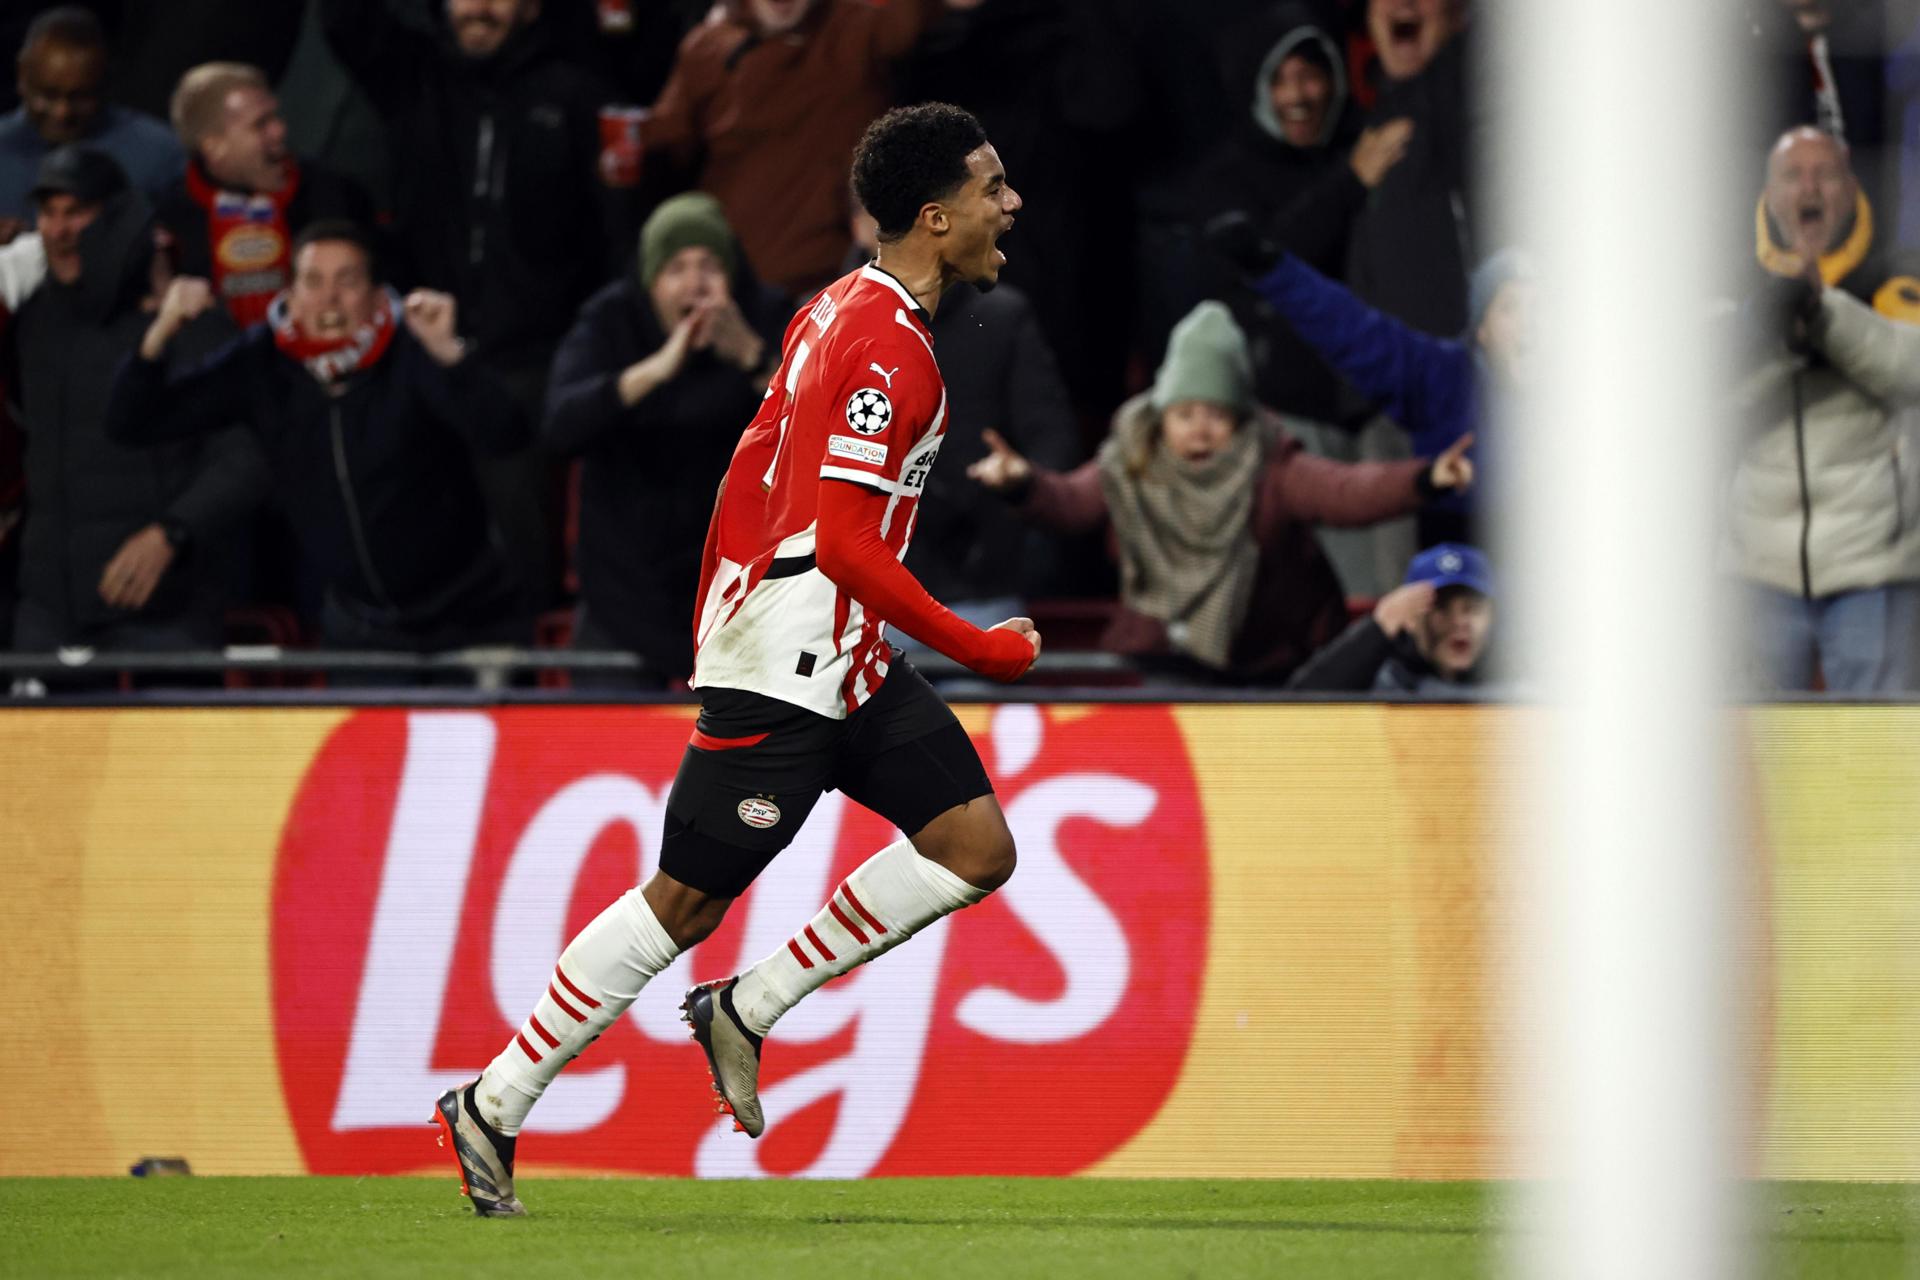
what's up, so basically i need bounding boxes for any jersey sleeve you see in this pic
[815,338,940,494]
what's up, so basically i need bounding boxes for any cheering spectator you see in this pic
[104,221,530,654]
[638,0,952,301]
[156,62,378,328]
[543,193,786,687]
[843,193,1084,616]
[1287,542,1494,693]
[1188,2,1412,425]
[319,0,614,377]
[1344,0,1475,338]
[970,301,1474,684]
[1212,221,1534,546]
[0,8,185,225]
[1753,0,1897,234]
[320,0,623,611]
[1730,126,1920,692]
[9,147,264,652]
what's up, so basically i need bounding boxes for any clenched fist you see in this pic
[140,277,216,359]
[404,289,466,365]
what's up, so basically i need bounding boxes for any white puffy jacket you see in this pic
[1727,287,1920,597]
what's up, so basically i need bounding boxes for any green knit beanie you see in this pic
[639,192,737,287]
[1151,301,1254,416]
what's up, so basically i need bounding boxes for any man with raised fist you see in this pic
[104,220,528,654]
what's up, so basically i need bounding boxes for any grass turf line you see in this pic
[0,1177,1909,1279]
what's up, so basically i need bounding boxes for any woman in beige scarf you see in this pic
[972,301,1474,681]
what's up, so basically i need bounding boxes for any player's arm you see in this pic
[812,339,1040,680]
[815,478,1039,681]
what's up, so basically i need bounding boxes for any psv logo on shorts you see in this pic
[845,387,893,436]
[737,797,782,829]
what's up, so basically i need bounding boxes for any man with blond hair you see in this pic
[154,61,375,327]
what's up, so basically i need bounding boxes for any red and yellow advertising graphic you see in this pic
[2,704,1916,1180]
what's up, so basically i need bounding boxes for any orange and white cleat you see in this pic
[431,1082,527,1218]
[681,978,765,1138]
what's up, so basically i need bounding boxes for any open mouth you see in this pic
[1389,18,1423,48]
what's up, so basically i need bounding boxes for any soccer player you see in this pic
[432,103,1039,1216]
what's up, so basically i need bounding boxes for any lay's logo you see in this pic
[270,704,1209,1177]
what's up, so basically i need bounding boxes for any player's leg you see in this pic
[688,660,1011,1137]
[433,870,689,1218]
[437,693,829,1212]
[726,724,1012,1036]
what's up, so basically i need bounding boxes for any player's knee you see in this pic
[641,872,732,949]
[969,823,1018,893]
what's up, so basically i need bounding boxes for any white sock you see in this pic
[475,886,680,1136]
[729,839,988,1036]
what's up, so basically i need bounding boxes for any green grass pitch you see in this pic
[1,1177,1909,1278]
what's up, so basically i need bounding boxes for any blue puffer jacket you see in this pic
[1252,253,1481,519]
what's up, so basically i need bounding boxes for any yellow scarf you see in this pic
[1754,190,1873,285]
[1753,191,1920,322]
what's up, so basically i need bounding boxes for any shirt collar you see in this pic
[859,262,932,327]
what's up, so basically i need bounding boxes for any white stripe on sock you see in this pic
[476,886,679,1135]
[730,839,987,1036]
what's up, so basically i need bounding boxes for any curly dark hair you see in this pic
[851,103,988,241]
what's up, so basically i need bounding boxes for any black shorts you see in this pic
[659,651,993,897]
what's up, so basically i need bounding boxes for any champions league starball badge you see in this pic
[846,387,893,436]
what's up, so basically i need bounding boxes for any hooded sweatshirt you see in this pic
[11,190,265,639]
[1189,4,1369,424]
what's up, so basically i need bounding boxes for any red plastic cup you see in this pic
[597,0,635,32]
[597,106,648,188]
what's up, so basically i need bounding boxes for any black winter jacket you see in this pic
[905,279,1082,601]
[543,272,785,676]
[320,0,616,368]
[11,189,265,639]
[105,322,527,628]
[1344,34,1476,339]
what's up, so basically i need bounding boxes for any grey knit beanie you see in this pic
[1151,302,1254,416]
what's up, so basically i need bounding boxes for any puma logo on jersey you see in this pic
[868,362,899,388]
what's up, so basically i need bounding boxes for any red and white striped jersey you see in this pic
[691,264,949,718]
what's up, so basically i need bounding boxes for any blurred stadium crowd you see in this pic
[0,0,1912,695]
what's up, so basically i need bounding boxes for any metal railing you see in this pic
[0,645,1135,695]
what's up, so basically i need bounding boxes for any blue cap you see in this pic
[1406,543,1494,596]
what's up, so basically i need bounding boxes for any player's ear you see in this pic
[920,201,949,236]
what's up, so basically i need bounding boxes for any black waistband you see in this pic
[764,552,816,580]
